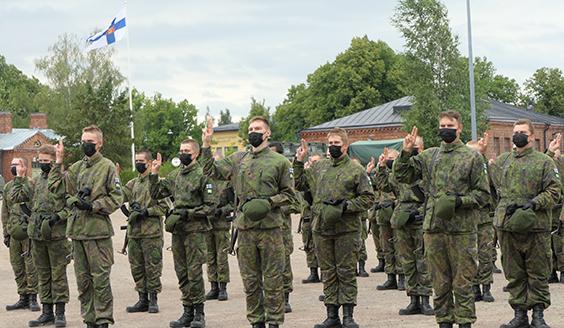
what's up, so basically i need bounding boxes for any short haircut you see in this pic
[269,141,284,154]
[513,119,535,134]
[136,150,153,161]
[310,152,324,159]
[439,110,462,123]
[38,145,56,157]
[327,127,349,145]
[249,116,270,129]
[82,125,104,141]
[181,138,200,153]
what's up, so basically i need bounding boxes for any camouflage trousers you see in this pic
[395,225,431,296]
[9,237,38,295]
[553,232,564,272]
[73,238,114,325]
[369,221,384,260]
[237,228,285,325]
[425,233,477,325]
[358,220,368,262]
[301,220,318,268]
[475,222,494,285]
[282,226,294,293]
[31,239,71,304]
[314,232,359,305]
[499,231,551,310]
[206,229,230,283]
[128,237,163,293]
[379,223,402,274]
[172,232,207,306]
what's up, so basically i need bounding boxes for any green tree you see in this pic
[239,97,270,140]
[218,108,233,125]
[473,57,520,105]
[522,67,564,117]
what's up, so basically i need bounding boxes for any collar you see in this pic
[138,172,150,181]
[180,161,199,175]
[251,145,271,158]
[440,139,463,153]
[84,152,103,167]
[332,154,350,167]
[513,147,533,158]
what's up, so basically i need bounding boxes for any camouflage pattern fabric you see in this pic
[475,221,494,285]
[31,239,71,303]
[206,229,230,283]
[172,232,207,306]
[127,237,163,293]
[396,226,431,296]
[9,237,38,295]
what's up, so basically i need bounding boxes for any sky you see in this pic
[2,0,564,121]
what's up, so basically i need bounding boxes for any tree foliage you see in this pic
[218,109,233,125]
[522,67,564,117]
[239,97,271,140]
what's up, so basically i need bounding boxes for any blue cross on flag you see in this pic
[85,8,127,52]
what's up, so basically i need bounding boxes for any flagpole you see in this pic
[125,0,135,171]
[467,0,477,141]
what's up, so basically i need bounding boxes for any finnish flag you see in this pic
[85,8,127,52]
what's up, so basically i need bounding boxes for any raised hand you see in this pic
[548,133,561,153]
[55,137,65,164]
[403,126,418,152]
[378,147,389,167]
[152,152,162,175]
[16,159,26,177]
[477,132,489,154]
[296,139,308,162]
[115,162,122,175]
[202,115,214,147]
[366,156,375,174]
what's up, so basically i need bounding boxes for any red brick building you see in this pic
[0,112,58,181]
[300,97,564,159]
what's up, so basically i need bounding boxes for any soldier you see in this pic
[122,150,167,314]
[351,158,369,278]
[11,146,70,327]
[149,139,214,328]
[394,111,490,328]
[201,116,296,328]
[375,141,434,316]
[546,134,563,283]
[294,128,375,328]
[494,120,561,328]
[2,157,40,312]
[51,126,123,328]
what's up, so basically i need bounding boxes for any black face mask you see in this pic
[10,166,17,176]
[438,128,457,143]
[82,142,97,157]
[328,145,343,159]
[512,133,529,148]
[40,163,52,174]
[248,132,264,148]
[135,163,147,174]
[386,159,394,169]
[179,153,192,166]
[411,148,419,156]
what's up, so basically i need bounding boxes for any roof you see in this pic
[0,128,59,150]
[303,97,564,132]
[213,122,239,132]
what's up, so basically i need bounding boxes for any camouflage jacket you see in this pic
[123,173,168,239]
[150,161,213,234]
[201,146,296,230]
[493,148,561,232]
[393,140,490,234]
[294,154,375,236]
[12,173,68,241]
[208,178,234,231]
[50,152,123,240]
[1,178,33,238]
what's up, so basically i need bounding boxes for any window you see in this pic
[493,137,501,155]
[503,137,511,152]
[535,139,541,151]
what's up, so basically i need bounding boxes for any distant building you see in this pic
[301,96,564,159]
[0,112,58,181]
[212,123,246,157]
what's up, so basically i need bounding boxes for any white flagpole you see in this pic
[467,0,477,141]
[125,0,135,171]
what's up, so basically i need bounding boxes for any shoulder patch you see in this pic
[206,183,214,194]
[555,168,560,179]
[289,167,294,179]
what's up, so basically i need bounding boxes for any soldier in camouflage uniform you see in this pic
[547,134,563,283]
[2,157,40,313]
[201,116,296,328]
[51,126,123,328]
[11,146,71,327]
[367,202,385,273]
[123,151,168,315]
[150,139,214,328]
[394,111,490,328]
[493,120,561,328]
[294,128,374,328]
[351,158,369,278]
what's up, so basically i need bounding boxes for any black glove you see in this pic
[407,211,421,224]
[555,220,563,235]
[3,235,9,248]
[522,200,537,211]
[447,192,462,209]
[175,208,188,220]
[49,214,60,227]
[303,191,314,206]
[214,208,224,218]
[373,203,382,211]
[75,198,93,211]
[323,199,344,206]
[505,203,521,217]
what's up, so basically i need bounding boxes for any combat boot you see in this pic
[399,295,421,315]
[548,270,558,283]
[459,324,471,328]
[472,285,482,302]
[54,303,66,327]
[314,304,341,328]
[28,303,55,327]
[342,304,359,328]
[530,304,550,328]
[500,307,529,328]
[86,324,96,328]
[482,284,495,302]
[438,323,453,328]
[190,303,205,328]
[126,292,149,312]
[357,261,369,277]
[218,283,228,301]
[560,272,564,284]
[251,323,265,328]
[29,294,40,312]
[397,274,406,291]
[284,292,292,313]
[376,274,398,290]
[6,294,29,311]
[492,262,502,274]
[370,259,385,273]
[205,282,219,300]
[170,305,194,328]
[319,294,325,302]
[148,293,159,313]
[268,325,279,328]
[302,267,321,283]
[420,296,435,315]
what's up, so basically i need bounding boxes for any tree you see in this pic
[218,109,233,125]
[239,97,270,140]
[392,0,488,146]
[522,67,564,117]
[473,57,520,105]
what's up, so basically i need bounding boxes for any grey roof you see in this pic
[213,122,239,132]
[0,128,59,150]
[303,97,564,132]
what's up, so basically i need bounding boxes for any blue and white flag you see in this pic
[85,8,127,52]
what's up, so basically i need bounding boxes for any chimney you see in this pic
[0,112,13,134]
[29,113,48,129]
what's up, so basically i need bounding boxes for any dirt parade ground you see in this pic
[1,212,564,328]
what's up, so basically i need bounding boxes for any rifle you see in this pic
[224,225,238,256]
[118,204,130,256]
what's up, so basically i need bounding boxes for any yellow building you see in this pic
[212,123,246,157]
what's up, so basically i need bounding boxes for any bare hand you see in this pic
[477,132,489,154]
[548,133,561,153]
[202,116,214,148]
[378,147,389,167]
[115,162,122,175]
[296,139,308,162]
[55,138,65,164]
[16,161,26,177]
[366,157,375,174]
[152,153,162,174]
[403,126,418,152]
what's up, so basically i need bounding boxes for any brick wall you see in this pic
[29,113,48,129]
[1,134,51,181]
[0,112,13,134]
[301,126,407,143]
